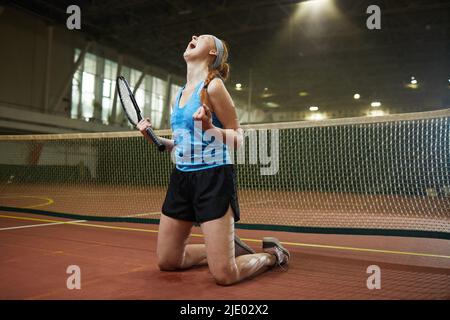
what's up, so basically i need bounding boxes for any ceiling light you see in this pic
[266,102,279,108]
[371,101,381,108]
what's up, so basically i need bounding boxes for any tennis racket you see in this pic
[116,76,166,152]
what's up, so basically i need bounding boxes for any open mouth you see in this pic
[188,41,197,49]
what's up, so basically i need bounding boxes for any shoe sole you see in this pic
[262,237,291,260]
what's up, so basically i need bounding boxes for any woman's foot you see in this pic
[262,237,290,267]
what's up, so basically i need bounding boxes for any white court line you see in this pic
[0,220,87,231]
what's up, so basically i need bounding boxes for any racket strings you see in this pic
[118,80,139,124]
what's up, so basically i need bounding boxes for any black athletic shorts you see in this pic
[161,164,240,223]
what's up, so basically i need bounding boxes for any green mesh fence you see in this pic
[1,110,449,239]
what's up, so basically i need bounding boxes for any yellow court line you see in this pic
[0,214,449,260]
[0,214,85,228]
[276,240,450,259]
[0,214,160,234]
[0,214,64,224]
[70,221,159,234]
[123,212,161,217]
[0,195,54,209]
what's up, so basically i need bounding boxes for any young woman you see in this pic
[137,34,290,285]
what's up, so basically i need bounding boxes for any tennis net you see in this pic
[1,109,449,239]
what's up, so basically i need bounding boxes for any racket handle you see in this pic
[146,128,166,152]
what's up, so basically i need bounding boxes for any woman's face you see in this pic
[183,34,216,62]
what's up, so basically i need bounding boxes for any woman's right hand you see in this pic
[137,118,152,136]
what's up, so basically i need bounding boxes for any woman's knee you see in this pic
[157,255,182,271]
[210,264,238,286]
[158,262,176,271]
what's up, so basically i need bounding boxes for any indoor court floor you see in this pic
[1,210,449,300]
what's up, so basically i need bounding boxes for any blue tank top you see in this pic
[171,80,232,172]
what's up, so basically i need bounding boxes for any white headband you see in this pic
[211,36,224,69]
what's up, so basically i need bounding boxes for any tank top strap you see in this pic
[174,86,184,108]
[196,80,205,96]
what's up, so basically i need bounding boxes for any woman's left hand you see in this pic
[193,104,214,130]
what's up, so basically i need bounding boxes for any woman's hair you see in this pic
[200,39,230,107]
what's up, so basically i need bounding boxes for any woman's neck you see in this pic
[186,61,208,88]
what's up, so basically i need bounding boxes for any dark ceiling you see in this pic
[7,0,450,117]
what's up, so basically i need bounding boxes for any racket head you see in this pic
[117,76,143,126]
[116,76,166,152]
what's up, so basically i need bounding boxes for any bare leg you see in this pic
[201,207,276,285]
[157,214,207,270]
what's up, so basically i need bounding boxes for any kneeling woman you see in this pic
[137,34,289,285]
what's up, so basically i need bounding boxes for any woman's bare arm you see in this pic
[192,78,243,149]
